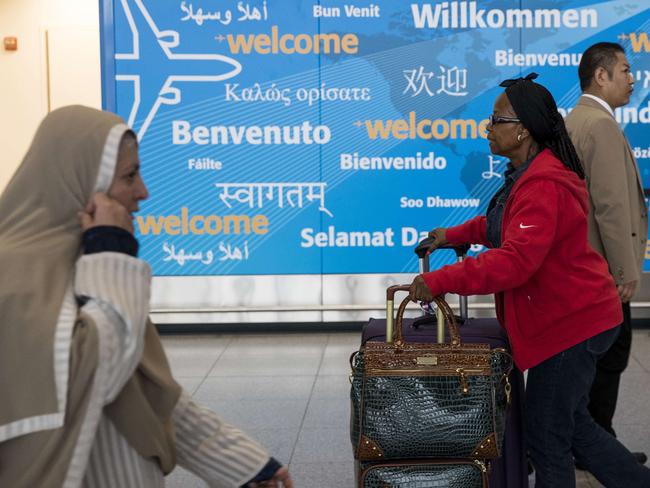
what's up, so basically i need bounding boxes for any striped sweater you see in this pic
[70,252,270,487]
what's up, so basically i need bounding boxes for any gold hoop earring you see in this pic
[517,134,523,142]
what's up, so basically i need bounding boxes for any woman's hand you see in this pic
[409,275,434,302]
[78,192,134,234]
[426,228,448,253]
[247,467,293,488]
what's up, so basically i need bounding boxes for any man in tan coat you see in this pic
[566,42,647,465]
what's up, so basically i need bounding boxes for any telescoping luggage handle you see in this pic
[385,285,461,346]
[414,237,470,321]
[414,237,470,271]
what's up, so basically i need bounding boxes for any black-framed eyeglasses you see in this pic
[488,114,521,125]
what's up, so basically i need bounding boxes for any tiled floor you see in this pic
[161,330,650,488]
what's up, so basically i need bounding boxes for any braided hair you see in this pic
[545,116,585,179]
[500,73,585,179]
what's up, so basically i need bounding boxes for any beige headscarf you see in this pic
[0,106,180,473]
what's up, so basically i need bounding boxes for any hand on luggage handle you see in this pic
[385,285,460,347]
[414,238,470,321]
[414,237,470,260]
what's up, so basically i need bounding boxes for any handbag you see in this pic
[350,285,513,461]
[358,459,488,488]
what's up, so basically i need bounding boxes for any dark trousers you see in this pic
[525,326,650,488]
[588,301,632,435]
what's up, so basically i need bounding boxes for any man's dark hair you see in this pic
[578,42,625,91]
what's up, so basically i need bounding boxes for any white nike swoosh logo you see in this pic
[520,223,536,229]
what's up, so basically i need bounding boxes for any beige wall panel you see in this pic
[46,27,101,111]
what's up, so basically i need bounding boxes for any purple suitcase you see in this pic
[360,242,528,488]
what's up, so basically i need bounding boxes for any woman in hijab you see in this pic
[0,106,292,488]
[408,74,650,487]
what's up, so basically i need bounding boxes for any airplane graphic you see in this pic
[115,0,241,140]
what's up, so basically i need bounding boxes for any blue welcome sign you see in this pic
[100,0,650,276]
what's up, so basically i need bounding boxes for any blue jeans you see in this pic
[525,326,650,487]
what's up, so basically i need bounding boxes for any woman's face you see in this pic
[487,93,523,158]
[107,136,148,215]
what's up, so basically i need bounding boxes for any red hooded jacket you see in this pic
[422,149,622,371]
